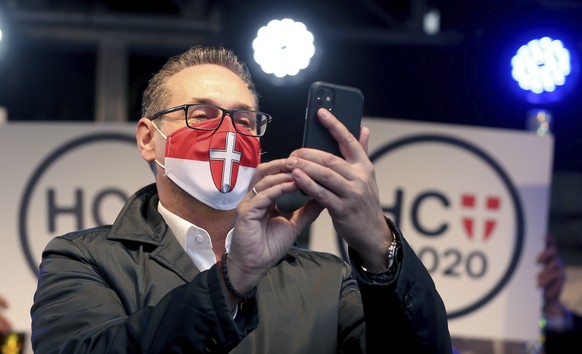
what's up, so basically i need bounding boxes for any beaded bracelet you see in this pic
[220,253,254,301]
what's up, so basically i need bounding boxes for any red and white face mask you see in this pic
[153,117,261,210]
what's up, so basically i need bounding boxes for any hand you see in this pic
[227,159,324,294]
[286,108,392,272]
[537,237,566,316]
[0,295,11,334]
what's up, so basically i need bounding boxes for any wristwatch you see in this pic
[386,237,399,269]
[361,232,400,283]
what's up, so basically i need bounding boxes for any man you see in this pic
[537,239,582,353]
[31,45,451,353]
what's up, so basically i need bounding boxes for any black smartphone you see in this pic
[302,81,364,157]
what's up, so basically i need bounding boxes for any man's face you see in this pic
[161,64,256,132]
[154,64,257,161]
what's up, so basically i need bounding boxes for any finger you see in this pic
[250,158,292,187]
[538,267,565,288]
[245,159,296,209]
[317,108,365,162]
[359,126,370,155]
[245,180,298,214]
[537,246,557,263]
[242,178,300,223]
[288,198,325,232]
[289,166,344,209]
[543,279,563,302]
[291,151,359,189]
[288,150,374,207]
[250,172,295,196]
[0,297,7,309]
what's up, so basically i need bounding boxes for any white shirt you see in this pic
[157,201,233,271]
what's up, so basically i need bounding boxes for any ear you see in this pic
[136,118,158,163]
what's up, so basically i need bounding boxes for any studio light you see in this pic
[0,5,9,60]
[423,9,440,35]
[510,36,577,104]
[252,18,316,84]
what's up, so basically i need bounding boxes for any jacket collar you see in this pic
[107,183,166,245]
[106,183,199,282]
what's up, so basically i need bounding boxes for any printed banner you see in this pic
[0,123,154,354]
[0,119,553,353]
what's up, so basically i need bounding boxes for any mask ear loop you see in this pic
[151,121,167,173]
[154,159,166,171]
[151,121,168,139]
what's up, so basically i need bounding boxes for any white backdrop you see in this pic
[0,119,553,352]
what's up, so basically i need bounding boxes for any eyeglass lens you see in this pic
[186,105,268,136]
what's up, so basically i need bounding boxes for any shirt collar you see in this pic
[157,201,233,270]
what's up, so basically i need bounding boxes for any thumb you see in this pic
[292,199,324,233]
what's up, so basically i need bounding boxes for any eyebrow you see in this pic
[190,98,256,111]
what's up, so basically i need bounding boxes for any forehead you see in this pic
[166,64,256,108]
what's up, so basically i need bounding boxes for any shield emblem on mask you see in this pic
[209,131,241,193]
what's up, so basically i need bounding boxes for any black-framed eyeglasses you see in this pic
[149,103,272,137]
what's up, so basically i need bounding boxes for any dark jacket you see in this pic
[544,313,582,354]
[31,183,452,353]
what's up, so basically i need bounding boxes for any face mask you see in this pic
[153,117,261,210]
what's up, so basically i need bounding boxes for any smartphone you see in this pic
[302,81,364,157]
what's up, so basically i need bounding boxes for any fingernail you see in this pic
[319,108,330,119]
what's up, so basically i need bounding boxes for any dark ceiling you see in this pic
[1,0,582,172]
